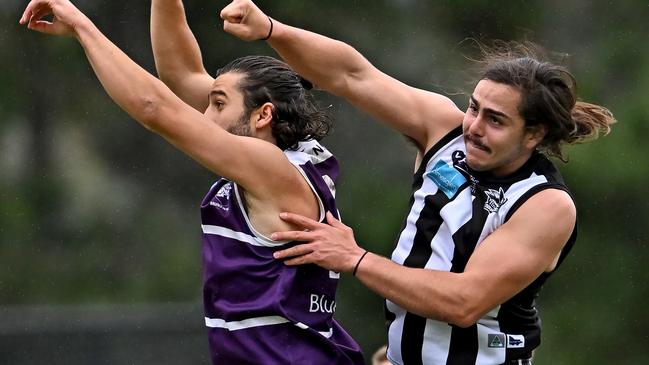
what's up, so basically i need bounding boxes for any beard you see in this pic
[226,111,252,137]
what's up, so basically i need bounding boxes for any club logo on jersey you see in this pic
[451,150,480,193]
[210,183,232,211]
[425,160,467,199]
[507,334,525,348]
[488,334,506,348]
[483,187,507,213]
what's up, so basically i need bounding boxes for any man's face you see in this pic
[204,72,252,137]
[462,79,542,177]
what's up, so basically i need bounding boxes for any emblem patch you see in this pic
[488,334,506,348]
[210,183,232,211]
[483,187,507,213]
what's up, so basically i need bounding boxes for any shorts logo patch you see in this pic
[425,160,467,199]
[488,334,506,348]
[507,334,525,348]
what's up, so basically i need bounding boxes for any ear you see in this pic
[524,125,546,149]
[253,102,274,130]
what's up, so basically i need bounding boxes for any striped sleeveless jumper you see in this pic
[387,127,576,365]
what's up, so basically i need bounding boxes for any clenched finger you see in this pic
[220,2,244,23]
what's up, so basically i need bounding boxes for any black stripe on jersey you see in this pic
[445,186,497,364]
[401,191,450,365]
[446,324,478,365]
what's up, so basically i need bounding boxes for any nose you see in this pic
[466,114,485,137]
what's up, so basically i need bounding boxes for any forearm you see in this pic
[267,21,453,148]
[75,19,177,131]
[268,21,371,97]
[355,252,481,327]
[151,0,212,111]
[151,0,206,81]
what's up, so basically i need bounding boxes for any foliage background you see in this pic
[1,0,647,364]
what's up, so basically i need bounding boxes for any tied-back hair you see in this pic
[215,55,331,150]
[476,41,616,161]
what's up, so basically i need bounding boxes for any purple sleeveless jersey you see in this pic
[200,140,364,365]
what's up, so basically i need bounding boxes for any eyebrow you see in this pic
[470,95,512,120]
[209,90,228,101]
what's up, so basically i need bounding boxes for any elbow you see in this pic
[444,292,485,328]
[448,308,482,328]
[138,95,164,131]
[320,42,370,96]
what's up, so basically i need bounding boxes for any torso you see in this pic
[386,127,576,365]
[199,140,364,365]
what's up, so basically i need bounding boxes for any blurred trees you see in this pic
[1,0,647,364]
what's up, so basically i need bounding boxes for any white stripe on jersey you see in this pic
[295,321,334,338]
[386,299,406,364]
[205,315,333,338]
[426,187,475,270]
[205,315,289,330]
[422,319,453,364]
[201,225,286,247]
[391,176,439,265]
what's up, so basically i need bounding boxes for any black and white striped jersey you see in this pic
[386,127,576,365]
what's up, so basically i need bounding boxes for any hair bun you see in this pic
[299,76,313,90]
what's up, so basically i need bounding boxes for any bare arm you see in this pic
[151,0,213,111]
[20,0,314,224]
[221,0,464,152]
[272,189,576,327]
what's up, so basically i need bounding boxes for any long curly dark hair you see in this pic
[477,41,616,161]
[215,56,332,150]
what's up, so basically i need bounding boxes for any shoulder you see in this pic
[285,140,339,182]
[509,189,576,232]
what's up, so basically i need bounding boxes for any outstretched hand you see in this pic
[19,0,88,37]
[220,0,272,41]
[271,211,366,273]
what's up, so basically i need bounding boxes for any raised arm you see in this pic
[20,0,315,224]
[151,0,213,111]
[221,0,464,152]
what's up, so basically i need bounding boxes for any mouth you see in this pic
[464,135,490,153]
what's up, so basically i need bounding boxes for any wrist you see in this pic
[263,18,286,43]
[351,250,370,276]
[261,16,273,40]
[73,16,96,40]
